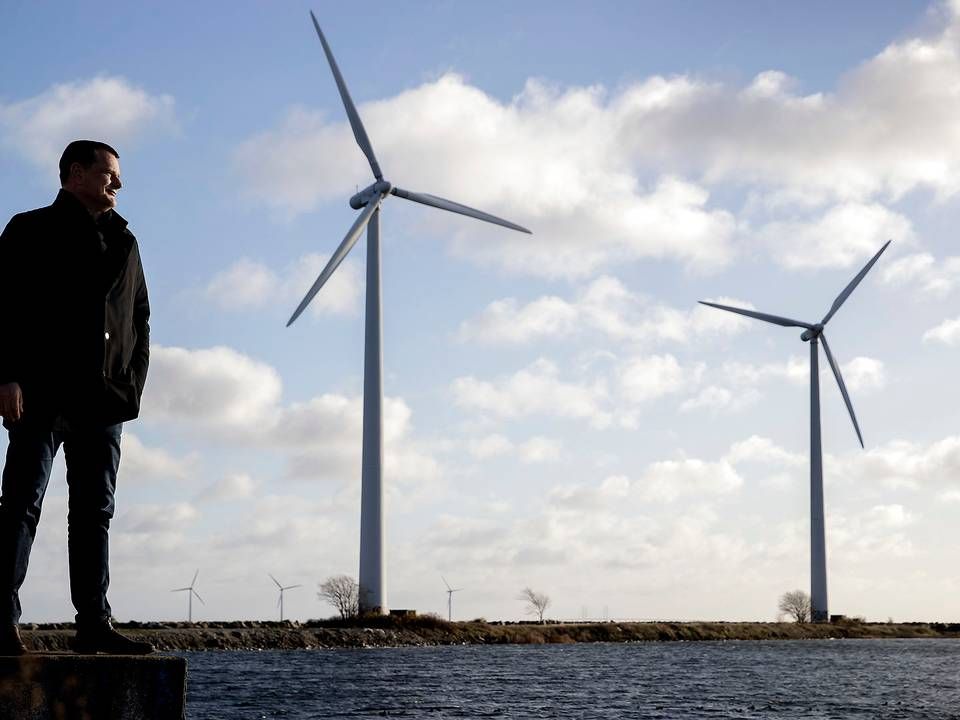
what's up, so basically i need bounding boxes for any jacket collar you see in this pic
[53,189,129,233]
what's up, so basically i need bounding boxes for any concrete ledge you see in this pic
[0,653,186,720]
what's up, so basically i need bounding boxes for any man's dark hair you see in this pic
[58,140,119,185]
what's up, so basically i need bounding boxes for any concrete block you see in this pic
[0,653,186,720]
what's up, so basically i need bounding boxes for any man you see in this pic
[0,140,153,655]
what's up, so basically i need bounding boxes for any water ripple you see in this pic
[181,639,960,719]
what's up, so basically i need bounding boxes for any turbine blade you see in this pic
[698,301,813,329]
[442,575,451,591]
[287,198,381,326]
[391,187,531,234]
[821,240,892,326]
[309,11,383,181]
[193,590,206,605]
[191,569,199,587]
[171,588,189,593]
[269,573,282,589]
[820,333,865,448]
[286,585,303,590]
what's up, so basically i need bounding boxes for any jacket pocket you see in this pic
[103,376,140,421]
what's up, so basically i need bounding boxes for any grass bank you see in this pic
[20,616,960,652]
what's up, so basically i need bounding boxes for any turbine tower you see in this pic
[287,12,531,614]
[269,573,303,622]
[700,240,890,623]
[171,569,204,623]
[442,576,463,622]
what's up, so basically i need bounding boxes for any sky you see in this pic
[1,0,959,624]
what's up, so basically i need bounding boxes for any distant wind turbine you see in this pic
[269,573,303,622]
[287,12,531,615]
[442,576,463,622]
[700,240,891,623]
[171,570,204,623]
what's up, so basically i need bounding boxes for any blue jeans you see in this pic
[0,420,122,625]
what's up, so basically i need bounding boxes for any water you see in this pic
[182,639,960,719]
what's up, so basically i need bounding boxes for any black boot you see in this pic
[0,625,29,655]
[72,620,154,655]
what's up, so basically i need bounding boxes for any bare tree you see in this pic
[778,589,811,623]
[318,575,359,619]
[519,587,551,622]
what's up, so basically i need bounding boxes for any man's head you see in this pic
[59,140,122,217]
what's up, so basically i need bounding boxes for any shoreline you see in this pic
[19,618,960,652]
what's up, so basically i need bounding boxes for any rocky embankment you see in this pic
[19,617,960,652]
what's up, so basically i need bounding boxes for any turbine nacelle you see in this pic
[350,180,393,209]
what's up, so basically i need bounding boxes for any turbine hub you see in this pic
[350,180,392,209]
[801,324,824,342]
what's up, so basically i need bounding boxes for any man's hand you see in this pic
[0,383,23,422]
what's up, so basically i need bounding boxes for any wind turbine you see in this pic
[700,240,890,623]
[171,570,204,623]
[269,573,303,622]
[442,576,463,622]
[287,12,531,615]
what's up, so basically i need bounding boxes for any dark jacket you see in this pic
[0,190,150,427]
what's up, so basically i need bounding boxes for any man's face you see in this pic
[69,150,122,215]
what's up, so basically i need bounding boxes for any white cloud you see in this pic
[276,393,439,487]
[618,354,703,403]
[637,8,960,204]
[828,508,916,560]
[549,438,771,509]
[467,434,513,459]
[141,344,440,488]
[719,354,884,395]
[726,436,805,467]
[452,351,712,431]
[881,252,960,298]
[923,316,960,345]
[757,203,912,270]
[234,106,360,216]
[120,432,194,481]
[204,253,361,317]
[687,298,756,337]
[0,76,176,173]
[237,76,736,277]
[451,358,612,428]
[640,457,745,502]
[840,357,885,392]
[548,474,633,511]
[239,6,960,277]
[680,385,733,413]
[432,431,954,617]
[195,473,257,503]
[680,385,761,413]
[866,504,915,529]
[464,433,561,464]
[519,436,563,464]
[831,436,960,490]
[204,258,279,310]
[143,345,283,434]
[459,276,753,346]
[722,356,809,386]
[116,502,199,534]
[458,296,578,344]
[280,253,362,316]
